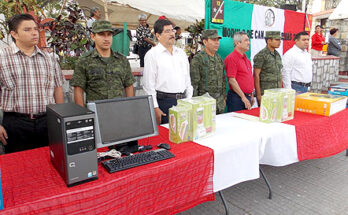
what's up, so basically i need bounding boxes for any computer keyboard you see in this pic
[102,149,175,173]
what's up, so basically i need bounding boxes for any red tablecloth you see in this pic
[0,126,214,214]
[239,108,348,161]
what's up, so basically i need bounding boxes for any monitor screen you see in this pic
[87,95,158,148]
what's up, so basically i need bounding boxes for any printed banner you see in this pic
[205,0,311,61]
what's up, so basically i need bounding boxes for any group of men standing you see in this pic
[0,13,313,154]
[144,23,313,124]
[190,29,313,114]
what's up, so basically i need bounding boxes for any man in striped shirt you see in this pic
[0,14,64,153]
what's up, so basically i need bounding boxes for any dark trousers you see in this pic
[2,113,48,153]
[139,45,151,67]
[291,82,309,94]
[226,90,252,112]
[157,97,178,124]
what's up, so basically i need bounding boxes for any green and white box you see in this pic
[264,88,295,121]
[260,94,283,123]
[169,105,191,143]
[178,93,216,140]
[261,88,296,123]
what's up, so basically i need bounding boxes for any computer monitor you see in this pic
[87,95,158,151]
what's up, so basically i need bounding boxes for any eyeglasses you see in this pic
[163,29,176,34]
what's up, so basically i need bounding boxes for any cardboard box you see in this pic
[295,92,348,116]
[177,93,216,140]
[260,93,283,123]
[328,84,348,108]
[328,84,348,96]
[263,88,296,122]
[168,105,191,143]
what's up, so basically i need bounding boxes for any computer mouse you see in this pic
[157,143,171,150]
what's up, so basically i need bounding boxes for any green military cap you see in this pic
[265,31,281,39]
[92,20,114,33]
[202,29,222,39]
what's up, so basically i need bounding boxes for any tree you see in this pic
[39,0,69,18]
[0,0,46,44]
[185,19,205,62]
[43,2,92,69]
[0,0,72,45]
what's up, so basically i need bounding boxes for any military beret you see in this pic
[92,20,114,33]
[202,29,222,39]
[265,31,281,39]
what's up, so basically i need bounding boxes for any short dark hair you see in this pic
[295,31,308,40]
[330,28,338,35]
[265,37,277,44]
[90,7,100,17]
[315,25,322,29]
[174,26,181,31]
[8,14,36,42]
[154,19,172,34]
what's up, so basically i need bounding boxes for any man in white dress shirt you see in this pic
[282,31,313,93]
[86,7,101,30]
[143,19,193,124]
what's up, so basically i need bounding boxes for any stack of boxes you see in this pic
[328,83,348,108]
[295,92,347,116]
[169,93,216,143]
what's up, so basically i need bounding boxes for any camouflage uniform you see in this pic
[190,29,226,114]
[253,31,283,95]
[70,20,135,102]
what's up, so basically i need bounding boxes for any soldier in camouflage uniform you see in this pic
[190,29,226,114]
[253,31,282,105]
[70,20,135,106]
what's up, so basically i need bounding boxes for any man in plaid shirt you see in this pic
[0,14,64,153]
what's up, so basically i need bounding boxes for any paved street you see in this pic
[179,150,348,215]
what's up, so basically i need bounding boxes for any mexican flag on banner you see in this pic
[205,0,311,61]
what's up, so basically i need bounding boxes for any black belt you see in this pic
[292,81,311,87]
[156,91,185,99]
[244,92,253,97]
[4,112,47,120]
[229,90,253,97]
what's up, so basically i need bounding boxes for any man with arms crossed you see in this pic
[224,32,254,112]
[282,31,312,94]
[143,19,193,124]
[0,14,64,153]
[71,20,135,106]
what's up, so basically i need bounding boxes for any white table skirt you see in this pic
[195,113,261,192]
[162,111,298,192]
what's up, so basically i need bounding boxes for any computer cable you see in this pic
[97,149,122,162]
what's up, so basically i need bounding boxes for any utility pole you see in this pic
[103,0,109,21]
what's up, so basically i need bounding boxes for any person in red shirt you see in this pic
[311,25,326,56]
[224,31,255,112]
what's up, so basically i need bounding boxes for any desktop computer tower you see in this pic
[47,103,98,186]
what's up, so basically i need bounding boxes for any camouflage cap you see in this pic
[202,29,221,39]
[265,31,281,39]
[92,20,114,33]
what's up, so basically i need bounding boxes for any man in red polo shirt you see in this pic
[224,31,255,112]
[311,25,326,57]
